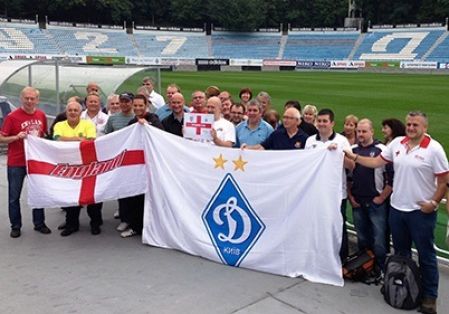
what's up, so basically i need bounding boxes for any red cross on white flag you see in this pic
[183,113,214,142]
[25,125,148,208]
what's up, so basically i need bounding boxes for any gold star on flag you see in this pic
[233,155,248,171]
[213,154,227,169]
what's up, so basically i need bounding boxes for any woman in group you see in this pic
[256,91,272,116]
[341,114,359,145]
[302,104,318,127]
[381,118,405,145]
[239,87,252,108]
[380,118,405,251]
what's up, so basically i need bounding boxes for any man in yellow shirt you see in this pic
[53,101,101,236]
[54,101,96,140]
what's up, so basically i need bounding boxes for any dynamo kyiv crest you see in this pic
[202,174,265,266]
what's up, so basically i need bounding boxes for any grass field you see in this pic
[120,71,449,154]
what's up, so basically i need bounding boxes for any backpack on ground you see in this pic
[342,249,375,281]
[381,255,422,310]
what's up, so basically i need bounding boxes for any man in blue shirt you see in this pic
[348,118,392,277]
[235,100,273,147]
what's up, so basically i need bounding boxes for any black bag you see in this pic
[342,249,375,281]
[381,255,422,310]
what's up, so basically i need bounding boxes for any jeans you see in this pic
[389,207,438,299]
[352,201,388,270]
[7,166,45,229]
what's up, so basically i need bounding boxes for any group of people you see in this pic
[1,79,448,314]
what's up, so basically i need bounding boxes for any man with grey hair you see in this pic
[142,76,165,109]
[344,111,449,314]
[190,90,206,113]
[206,96,235,147]
[53,101,102,236]
[243,107,308,150]
[235,99,273,147]
[0,86,51,238]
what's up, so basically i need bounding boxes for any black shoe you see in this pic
[34,224,52,234]
[10,228,21,238]
[91,226,101,235]
[419,297,437,314]
[60,227,78,237]
[57,222,66,230]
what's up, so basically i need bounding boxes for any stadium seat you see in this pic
[283,32,359,60]
[211,32,281,59]
[353,29,444,60]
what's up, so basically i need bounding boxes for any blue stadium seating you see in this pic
[353,29,444,60]
[283,32,359,60]
[48,28,138,56]
[0,25,60,54]
[133,31,208,58]
[211,33,281,59]
[1,22,449,62]
[426,34,449,62]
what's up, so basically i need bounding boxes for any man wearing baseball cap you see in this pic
[104,92,136,233]
[104,92,135,133]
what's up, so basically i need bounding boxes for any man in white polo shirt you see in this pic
[344,111,448,314]
[305,108,355,263]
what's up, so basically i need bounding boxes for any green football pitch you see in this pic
[119,70,449,257]
[120,71,449,153]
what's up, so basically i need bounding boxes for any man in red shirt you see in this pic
[0,87,51,238]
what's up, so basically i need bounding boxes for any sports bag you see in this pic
[381,255,422,310]
[342,249,375,281]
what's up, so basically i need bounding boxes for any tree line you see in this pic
[1,0,448,30]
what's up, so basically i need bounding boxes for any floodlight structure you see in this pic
[345,0,364,29]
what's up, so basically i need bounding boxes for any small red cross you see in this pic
[27,140,145,205]
[185,115,212,135]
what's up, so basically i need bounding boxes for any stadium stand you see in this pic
[133,31,208,58]
[425,32,449,62]
[283,32,359,60]
[0,24,60,54]
[2,21,449,63]
[211,32,281,59]
[353,28,445,60]
[48,27,138,56]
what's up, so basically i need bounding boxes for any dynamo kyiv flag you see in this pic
[142,125,345,286]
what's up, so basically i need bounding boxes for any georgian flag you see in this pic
[25,124,147,207]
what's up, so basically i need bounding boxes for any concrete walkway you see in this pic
[0,155,448,314]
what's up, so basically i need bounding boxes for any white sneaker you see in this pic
[116,222,129,232]
[113,210,120,219]
[121,228,138,238]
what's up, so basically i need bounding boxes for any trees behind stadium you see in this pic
[1,0,449,30]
